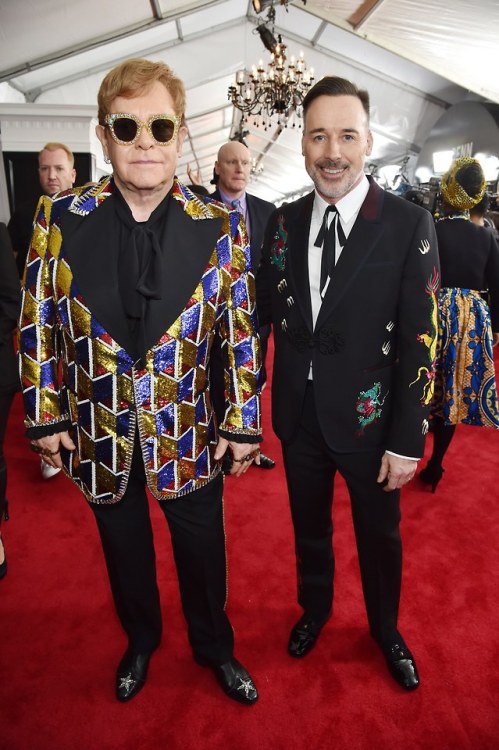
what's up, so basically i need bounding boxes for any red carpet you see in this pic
[1,350,499,750]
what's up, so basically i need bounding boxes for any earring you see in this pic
[104,154,111,164]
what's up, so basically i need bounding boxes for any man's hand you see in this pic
[492,331,499,347]
[214,437,261,477]
[30,431,76,470]
[377,452,417,492]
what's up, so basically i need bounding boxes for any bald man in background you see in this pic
[210,141,276,470]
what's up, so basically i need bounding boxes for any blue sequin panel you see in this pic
[20,325,37,355]
[155,403,175,435]
[154,339,176,372]
[25,260,41,290]
[135,374,152,406]
[157,460,175,491]
[197,338,207,365]
[202,267,219,303]
[231,276,247,308]
[75,338,90,371]
[178,369,195,403]
[75,193,97,215]
[116,410,129,438]
[233,338,254,369]
[181,304,201,339]
[195,395,207,424]
[91,316,106,338]
[217,234,230,267]
[92,373,114,404]
[229,211,239,237]
[95,435,113,463]
[241,396,258,428]
[58,298,69,327]
[177,427,194,459]
[196,445,208,475]
[117,348,134,375]
[39,298,55,325]
[40,360,55,388]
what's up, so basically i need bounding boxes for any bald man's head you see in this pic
[214,141,251,199]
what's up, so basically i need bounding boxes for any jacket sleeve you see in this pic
[217,209,262,442]
[18,196,69,434]
[386,207,440,457]
[255,208,279,328]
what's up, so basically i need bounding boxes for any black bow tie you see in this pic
[315,205,346,296]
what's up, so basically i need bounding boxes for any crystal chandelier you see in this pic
[228,3,314,128]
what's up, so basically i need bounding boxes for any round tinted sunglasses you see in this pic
[104,113,181,146]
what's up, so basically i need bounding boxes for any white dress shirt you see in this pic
[308,176,369,330]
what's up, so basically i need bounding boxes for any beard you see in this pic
[306,158,364,201]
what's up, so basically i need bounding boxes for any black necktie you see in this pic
[315,205,346,296]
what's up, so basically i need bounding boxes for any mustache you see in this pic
[316,159,346,170]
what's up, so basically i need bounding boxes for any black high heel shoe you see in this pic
[419,463,444,493]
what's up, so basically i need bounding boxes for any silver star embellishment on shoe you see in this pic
[118,673,135,694]
[237,678,255,698]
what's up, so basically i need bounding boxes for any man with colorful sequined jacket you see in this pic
[257,75,439,692]
[18,58,262,706]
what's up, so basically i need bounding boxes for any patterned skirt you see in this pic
[432,288,499,427]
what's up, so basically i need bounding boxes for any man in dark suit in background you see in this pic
[210,140,276,469]
[8,142,76,481]
[257,76,440,690]
[8,142,76,277]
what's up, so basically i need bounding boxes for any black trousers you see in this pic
[281,383,403,648]
[89,438,234,665]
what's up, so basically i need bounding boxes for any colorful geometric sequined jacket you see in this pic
[19,176,262,504]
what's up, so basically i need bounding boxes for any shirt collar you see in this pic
[218,188,247,211]
[313,174,370,224]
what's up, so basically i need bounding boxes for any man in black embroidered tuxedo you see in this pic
[257,75,440,691]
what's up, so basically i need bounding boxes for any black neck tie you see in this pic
[315,205,346,296]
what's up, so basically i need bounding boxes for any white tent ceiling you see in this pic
[0,0,498,204]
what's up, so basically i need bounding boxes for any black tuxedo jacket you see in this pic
[257,177,440,458]
[211,189,275,272]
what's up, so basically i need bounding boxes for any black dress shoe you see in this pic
[116,651,152,702]
[255,452,275,469]
[196,656,258,705]
[384,643,420,691]
[288,613,330,658]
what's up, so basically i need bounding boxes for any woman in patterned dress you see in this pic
[420,157,499,491]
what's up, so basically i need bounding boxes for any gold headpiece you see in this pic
[440,156,486,211]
